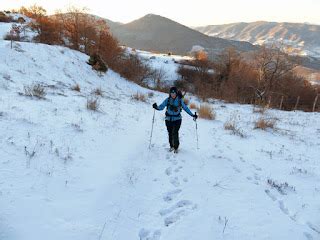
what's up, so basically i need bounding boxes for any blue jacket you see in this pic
[157,97,194,121]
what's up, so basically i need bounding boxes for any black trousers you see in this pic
[165,119,182,149]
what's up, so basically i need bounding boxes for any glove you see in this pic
[152,103,158,110]
[193,112,198,121]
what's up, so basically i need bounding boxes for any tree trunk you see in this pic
[313,94,319,112]
[279,96,284,110]
[294,96,300,111]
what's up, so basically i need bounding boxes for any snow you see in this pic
[0,13,37,41]
[1,39,320,240]
[128,48,192,84]
[0,23,12,39]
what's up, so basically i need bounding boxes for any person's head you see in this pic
[169,87,178,99]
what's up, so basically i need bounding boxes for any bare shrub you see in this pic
[150,67,167,87]
[92,87,103,96]
[86,97,100,111]
[254,118,276,130]
[253,105,268,114]
[224,118,246,138]
[71,84,80,92]
[198,104,215,120]
[23,83,46,99]
[71,123,83,132]
[131,92,147,102]
[4,33,20,41]
[113,54,152,84]
[0,12,13,22]
[88,54,108,73]
[267,179,295,195]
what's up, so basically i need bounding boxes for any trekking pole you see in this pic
[149,109,156,149]
[194,112,199,150]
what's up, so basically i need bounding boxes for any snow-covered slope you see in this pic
[0,13,36,41]
[131,48,192,84]
[1,40,320,240]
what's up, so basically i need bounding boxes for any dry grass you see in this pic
[92,87,103,96]
[224,119,246,138]
[254,118,276,130]
[253,106,268,114]
[71,84,80,92]
[131,92,147,102]
[23,84,46,99]
[86,97,100,111]
[198,104,215,120]
[189,103,197,109]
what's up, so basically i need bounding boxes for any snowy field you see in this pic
[128,48,192,84]
[0,39,320,240]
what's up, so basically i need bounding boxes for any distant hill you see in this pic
[107,14,257,57]
[194,21,320,59]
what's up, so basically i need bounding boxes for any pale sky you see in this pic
[2,0,320,26]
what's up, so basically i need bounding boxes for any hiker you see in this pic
[152,87,197,153]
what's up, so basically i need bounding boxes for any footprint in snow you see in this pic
[233,166,241,173]
[165,167,172,176]
[170,177,180,187]
[160,200,198,227]
[252,164,262,171]
[278,200,289,215]
[164,210,186,227]
[159,200,193,216]
[163,189,182,202]
[139,228,161,240]
[265,189,277,201]
[303,232,313,240]
[254,174,261,180]
[169,159,178,165]
[307,222,320,234]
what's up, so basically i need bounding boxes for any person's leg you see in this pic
[165,120,174,148]
[172,120,182,150]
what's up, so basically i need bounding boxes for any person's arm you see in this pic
[155,98,168,111]
[181,99,195,117]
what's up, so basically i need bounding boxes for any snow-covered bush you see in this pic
[71,84,81,92]
[131,92,147,102]
[254,118,276,130]
[267,179,296,195]
[23,83,46,99]
[86,97,100,111]
[92,87,103,96]
[224,117,246,138]
[88,54,108,73]
[253,106,268,114]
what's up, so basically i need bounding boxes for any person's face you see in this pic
[170,91,177,99]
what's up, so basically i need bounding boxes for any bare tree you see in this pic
[253,44,299,102]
